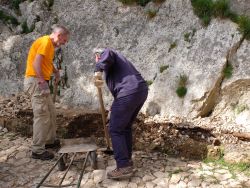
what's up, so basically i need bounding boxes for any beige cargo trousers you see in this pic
[24,77,56,154]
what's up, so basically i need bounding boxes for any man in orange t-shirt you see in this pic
[24,25,69,160]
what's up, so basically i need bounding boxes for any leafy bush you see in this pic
[223,63,233,78]
[238,15,250,40]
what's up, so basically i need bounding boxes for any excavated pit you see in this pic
[1,109,216,160]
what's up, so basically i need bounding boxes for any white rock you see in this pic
[93,169,106,184]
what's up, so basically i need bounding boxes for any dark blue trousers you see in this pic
[109,89,148,168]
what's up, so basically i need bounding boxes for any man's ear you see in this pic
[57,33,62,38]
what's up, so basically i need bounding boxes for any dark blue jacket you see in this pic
[95,48,148,98]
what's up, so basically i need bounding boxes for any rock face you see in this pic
[0,0,250,131]
[230,0,250,17]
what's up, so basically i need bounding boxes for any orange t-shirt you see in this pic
[25,35,55,80]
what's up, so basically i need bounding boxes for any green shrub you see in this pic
[176,86,187,98]
[213,0,230,18]
[159,65,169,73]
[10,0,24,10]
[146,9,157,19]
[21,21,34,34]
[0,10,18,25]
[191,0,213,26]
[176,74,188,98]
[168,41,177,52]
[223,63,233,78]
[238,15,250,40]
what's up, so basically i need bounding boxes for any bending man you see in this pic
[93,48,148,179]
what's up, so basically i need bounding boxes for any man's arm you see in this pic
[52,65,60,84]
[33,54,45,83]
[33,54,50,95]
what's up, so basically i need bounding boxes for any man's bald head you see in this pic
[50,25,70,48]
[52,25,70,36]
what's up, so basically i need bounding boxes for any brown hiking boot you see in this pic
[107,166,133,179]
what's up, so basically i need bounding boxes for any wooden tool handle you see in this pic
[97,87,111,148]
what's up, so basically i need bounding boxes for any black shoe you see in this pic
[45,139,61,149]
[32,151,54,160]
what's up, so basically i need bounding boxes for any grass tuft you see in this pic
[168,41,177,52]
[146,9,157,19]
[204,157,250,177]
[238,15,250,40]
[159,65,169,73]
[176,86,187,98]
[223,63,233,79]
[191,0,213,26]
[146,80,153,86]
[176,74,188,98]
[213,0,231,18]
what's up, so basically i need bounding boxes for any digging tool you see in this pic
[97,87,113,155]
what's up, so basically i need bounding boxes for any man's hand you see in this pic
[106,109,111,123]
[38,80,50,95]
[94,72,104,87]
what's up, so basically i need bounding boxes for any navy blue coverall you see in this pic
[95,48,148,168]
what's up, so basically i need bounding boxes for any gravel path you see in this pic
[0,130,249,188]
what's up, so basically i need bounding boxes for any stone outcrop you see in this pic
[230,0,250,17]
[0,0,250,131]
